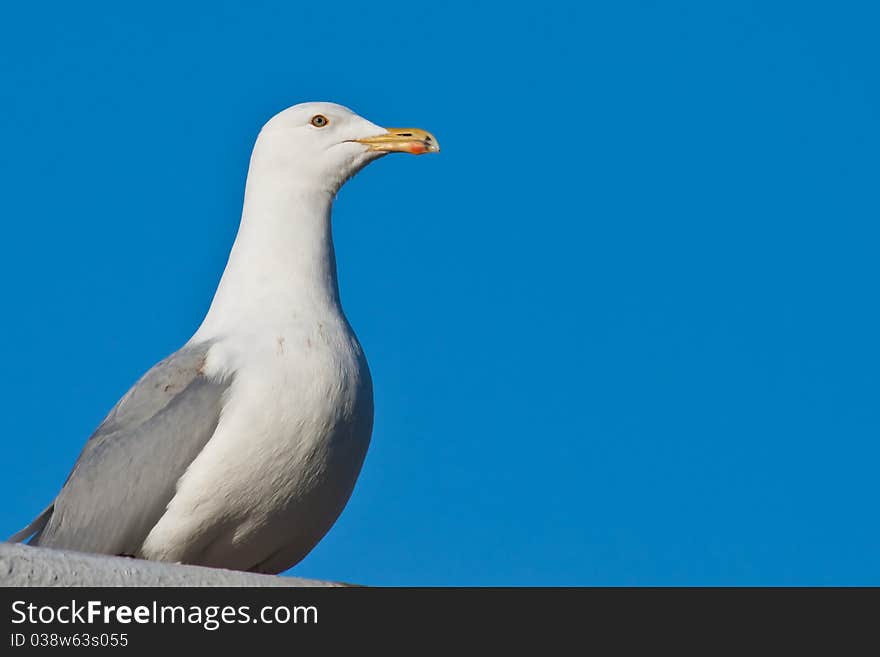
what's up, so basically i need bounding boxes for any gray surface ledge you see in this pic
[0,542,345,587]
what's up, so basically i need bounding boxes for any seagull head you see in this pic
[252,102,439,195]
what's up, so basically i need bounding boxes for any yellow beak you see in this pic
[353,128,440,155]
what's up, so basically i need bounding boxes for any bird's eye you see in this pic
[310,114,329,128]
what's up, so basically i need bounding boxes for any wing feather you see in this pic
[10,341,230,556]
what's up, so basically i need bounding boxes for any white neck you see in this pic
[193,157,342,341]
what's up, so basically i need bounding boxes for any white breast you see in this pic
[140,316,373,572]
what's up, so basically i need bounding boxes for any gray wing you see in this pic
[11,340,230,556]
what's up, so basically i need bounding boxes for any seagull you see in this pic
[9,102,439,573]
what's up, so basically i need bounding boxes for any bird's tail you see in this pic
[7,504,53,544]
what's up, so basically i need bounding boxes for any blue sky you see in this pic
[1,1,878,585]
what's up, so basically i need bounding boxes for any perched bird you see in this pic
[9,102,439,573]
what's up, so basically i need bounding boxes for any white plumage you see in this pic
[10,102,438,573]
